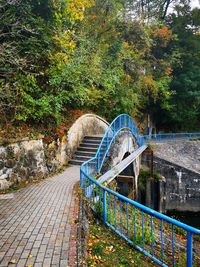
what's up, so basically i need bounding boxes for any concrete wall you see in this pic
[142,154,200,213]
[154,141,200,174]
[66,114,108,160]
[0,114,109,191]
[101,131,141,199]
[154,156,200,212]
[102,131,138,173]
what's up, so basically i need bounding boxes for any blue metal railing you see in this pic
[95,114,200,174]
[143,132,200,144]
[95,114,141,173]
[80,114,200,266]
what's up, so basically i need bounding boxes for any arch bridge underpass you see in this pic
[80,114,200,267]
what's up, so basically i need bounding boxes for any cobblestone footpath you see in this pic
[0,166,80,267]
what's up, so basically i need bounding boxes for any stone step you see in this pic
[75,151,96,157]
[84,136,103,141]
[73,155,91,161]
[80,143,100,148]
[70,135,106,166]
[77,147,98,152]
[82,139,102,144]
[69,159,85,166]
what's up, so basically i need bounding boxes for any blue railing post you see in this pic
[103,190,107,222]
[80,114,200,267]
[187,232,193,267]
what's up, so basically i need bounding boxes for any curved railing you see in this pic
[95,114,200,174]
[80,114,200,267]
[96,114,142,173]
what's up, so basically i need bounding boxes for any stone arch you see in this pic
[102,131,141,199]
[65,114,109,163]
[120,152,133,176]
[104,131,138,169]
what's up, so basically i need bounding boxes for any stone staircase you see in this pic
[69,135,103,166]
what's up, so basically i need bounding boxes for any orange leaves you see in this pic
[164,66,173,76]
[158,25,171,38]
[153,25,172,47]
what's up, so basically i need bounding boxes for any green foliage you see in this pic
[87,220,155,266]
[157,4,200,131]
[1,0,199,132]
[133,221,152,246]
[138,167,161,193]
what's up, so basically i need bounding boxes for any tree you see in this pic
[156,4,200,131]
[0,0,93,125]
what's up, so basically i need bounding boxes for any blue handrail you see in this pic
[143,132,200,143]
[80,114,200,267]
[95,114,140,173]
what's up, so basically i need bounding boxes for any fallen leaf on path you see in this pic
[9,259,16,264]
[109,245,113,251]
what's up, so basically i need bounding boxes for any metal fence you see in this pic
[80,114,200,266]
[143,133,200,144]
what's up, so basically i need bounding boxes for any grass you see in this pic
[87,217,157,267]
[84,189,200,267]
[82,176,200,267]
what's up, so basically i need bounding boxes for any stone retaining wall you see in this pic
[102,132,138,173]
[0,114,109,191]
[142,152,200,213]
[154,156,200,213]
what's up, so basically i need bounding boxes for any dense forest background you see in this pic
[0,0,200,136]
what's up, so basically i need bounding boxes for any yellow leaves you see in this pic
[140,75,159,99]
[104,245,115,254]
[88,241,93,247]
[164,66,172,76]
[196,29,200,36]
[124,74,132,84]
[123,42,130,49]
[143,75,156,89]
[87,87,108,108]
[53,32,76,52]
[49,52,69,68]
[89,14,97,20]
[91,255,102,260]
[66,0,94,22]
[108,245,113,251]
[51,30,76,65]
[9,259,16,264]
[88,254,105,265]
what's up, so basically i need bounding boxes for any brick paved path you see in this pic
[0,166,80,267]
